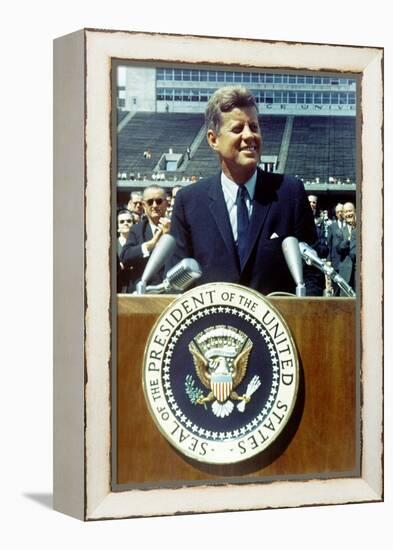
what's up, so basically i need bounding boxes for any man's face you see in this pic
[117,212,133,235]
[143,188,168,225]
[308,196,317,214]
[335,206,344,221]
[343,204,356,226]
[129,196,143,215]
[207,107,262,183]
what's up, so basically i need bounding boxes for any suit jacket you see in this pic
[168,168,323,296]
[327,220,346,271]
[117,239,135,293]
[313,214,329,259]
[336,225,356,291]
[120,219,164,291]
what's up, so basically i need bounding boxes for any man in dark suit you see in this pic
[336,202,356,295]
[169,86,322,296]
[116,209,137,293]
[120,185,171,291]
[308,194,329,259]
[327,203,346,295]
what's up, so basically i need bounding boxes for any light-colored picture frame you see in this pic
[53,28,383,521]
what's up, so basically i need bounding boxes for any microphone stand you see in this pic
[281,236,306,297]
[300,249,356,297]
[295,283,306,297]
[135,280,147,295]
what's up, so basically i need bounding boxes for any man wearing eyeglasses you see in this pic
[120,185,171,290]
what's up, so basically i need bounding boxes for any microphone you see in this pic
[299,242,356,297]
[298,241,326,271]
[144,258,202,294]
[282,236,306,296]
[136,234,176,295]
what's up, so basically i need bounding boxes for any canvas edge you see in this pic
[53,29,87,520]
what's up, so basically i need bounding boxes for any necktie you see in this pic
[236,185,250,267]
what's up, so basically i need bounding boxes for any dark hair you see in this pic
[117,209,136,222]
[205,86,258,134]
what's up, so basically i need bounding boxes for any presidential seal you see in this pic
[142,283,299,465]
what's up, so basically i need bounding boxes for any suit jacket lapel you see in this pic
[208,175,239,267]
[241,169,273,271]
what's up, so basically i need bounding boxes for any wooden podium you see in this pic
[115,296,357,487]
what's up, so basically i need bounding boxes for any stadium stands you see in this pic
[117,112,356,185]
[285,116,356,182]
[117,112,204,176]
[259,115,287,156]
[184,133,220,176]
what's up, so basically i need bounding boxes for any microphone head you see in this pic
[141,234,176,284]
[166,258,202,291]
[299,241,315,257]
[299,241,324,268]
[282,236,304,286]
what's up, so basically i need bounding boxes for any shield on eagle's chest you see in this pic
[211,373,233,403]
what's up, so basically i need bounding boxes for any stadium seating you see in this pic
[259,115,287,156]
[117,111,356,184]
[285,116,356,182]
[117,112,204,176]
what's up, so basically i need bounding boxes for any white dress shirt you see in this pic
[221,170,257,243]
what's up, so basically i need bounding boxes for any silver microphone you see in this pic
[136,234,176,295]
[282,236,306,296]
[298,241,326,271]
[299,241,356,297]
[145,258,202,294]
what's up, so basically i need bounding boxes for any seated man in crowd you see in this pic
[120,185,171,290]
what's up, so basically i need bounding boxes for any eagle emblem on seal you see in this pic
[186,325,261,418]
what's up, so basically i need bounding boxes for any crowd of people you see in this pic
[116,188,356,296]
[117,187,175,293]
[117,171,203,183]
[307,195,357,295]
[117,85,356,297]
